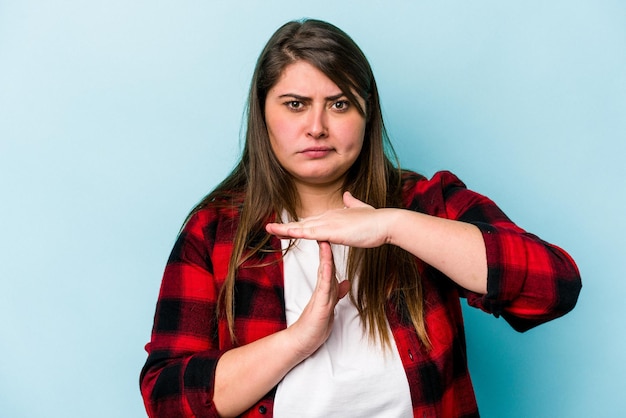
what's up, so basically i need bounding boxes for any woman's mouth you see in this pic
[299,147,333,158]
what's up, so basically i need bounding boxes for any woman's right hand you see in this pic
[287,241,351,358]
[213,241,350,417]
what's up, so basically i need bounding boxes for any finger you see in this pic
[265,223,306,239]
[317,241,334,279]
[316,241,336,301]
[318,242,351,303]
[342,191,371,209]
[268,221,333,242]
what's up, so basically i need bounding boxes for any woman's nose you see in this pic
[307,107,328,139]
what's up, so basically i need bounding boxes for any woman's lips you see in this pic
[299,147,333,158]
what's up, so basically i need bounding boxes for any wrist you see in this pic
[282,322,318,364]
[379,208,404,246]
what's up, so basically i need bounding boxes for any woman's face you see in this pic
[264,60,366,193]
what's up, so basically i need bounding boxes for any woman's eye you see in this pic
[332,100,350,111]
[286,101,303,110]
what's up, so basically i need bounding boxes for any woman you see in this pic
[140,19,581,417]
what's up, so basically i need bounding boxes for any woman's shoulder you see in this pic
[401,170,468,194]
[400,170,471,214]
[181,191,244,233]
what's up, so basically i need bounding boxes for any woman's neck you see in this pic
[295,183,344,218]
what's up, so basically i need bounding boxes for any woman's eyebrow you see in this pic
[325,93,346,101]
[277,93,310,101]
[277,93,346,101]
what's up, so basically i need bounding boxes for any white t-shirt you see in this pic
[274,238,412,417]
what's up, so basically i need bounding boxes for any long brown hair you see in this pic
[189,19,429,348]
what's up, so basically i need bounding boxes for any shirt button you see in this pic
[258,405,267,414]
[408,350,414,361]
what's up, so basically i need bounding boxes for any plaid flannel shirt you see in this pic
[140,171,581,417]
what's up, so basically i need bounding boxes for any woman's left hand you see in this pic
[268,190,489,294]
[265,191,395,248]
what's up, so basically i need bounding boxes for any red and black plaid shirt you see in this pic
[140,171,581,417]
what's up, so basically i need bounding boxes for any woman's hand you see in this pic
[267,191,488,294]
[287,241,351,358]
[213,241,350,417]
[266,191,395,248]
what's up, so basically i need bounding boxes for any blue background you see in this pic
[1,1,624,417]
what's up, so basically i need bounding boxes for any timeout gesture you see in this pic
[265,191,393,248]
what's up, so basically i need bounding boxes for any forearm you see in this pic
[213,327,305,417]
[383,208,488,294]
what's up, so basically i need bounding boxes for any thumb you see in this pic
[342,191,371,209]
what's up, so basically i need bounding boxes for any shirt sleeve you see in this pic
[409,170,582,332]
[140,209,226,418]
